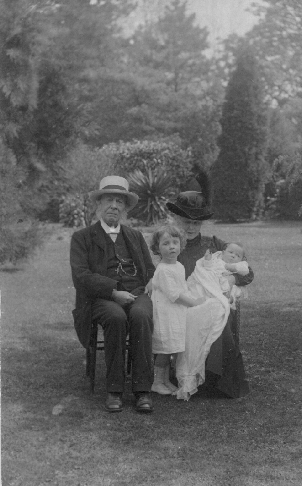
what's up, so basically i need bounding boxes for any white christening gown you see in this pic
[175,257,231,400]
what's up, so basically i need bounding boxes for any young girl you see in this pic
[149,225,204,395]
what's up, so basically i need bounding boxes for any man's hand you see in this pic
[144,279,153,297]
[112,289,137,306]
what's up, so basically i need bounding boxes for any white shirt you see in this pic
[100,219,120,242]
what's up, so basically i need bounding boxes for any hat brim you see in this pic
[89,189,139,210]
[166,202,213,221]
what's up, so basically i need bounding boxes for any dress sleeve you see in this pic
[234,265,254,286]
[156,267,183,303]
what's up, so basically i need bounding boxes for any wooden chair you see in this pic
[85,319,132,393]
[85,301,240,393]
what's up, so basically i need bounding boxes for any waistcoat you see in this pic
[105,231,145,292]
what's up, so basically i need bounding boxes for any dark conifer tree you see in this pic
[212,47,269,221]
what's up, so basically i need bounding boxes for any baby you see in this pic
[202,242,249,307]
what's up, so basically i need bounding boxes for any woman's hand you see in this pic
[227,275,236,290]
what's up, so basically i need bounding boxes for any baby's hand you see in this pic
[225,263,235,271]
[194,297,204,306]
[204,249,212,261]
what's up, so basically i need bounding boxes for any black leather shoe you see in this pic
[135,392,154,413]
[105,392,123,413]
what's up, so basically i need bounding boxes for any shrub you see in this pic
[99,138,194,195]
[0,222,45,265]
[274,154,302,220]
[59,195,85,228]
[128,165,172,225]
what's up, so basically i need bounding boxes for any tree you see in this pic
[0,1,76,204]
[216,0,302,106]
[131,0,209,94]
[0,0,38,162]
[117,0,221,165]
[0,0,75,261]
[211,48,269,221]
[246,0,302,104]
[44,0,135,146]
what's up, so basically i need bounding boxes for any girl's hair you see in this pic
[150,225,187,256]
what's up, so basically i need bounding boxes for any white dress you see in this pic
[151,261,188,354]
[175,255,231,400]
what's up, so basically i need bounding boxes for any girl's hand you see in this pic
[204,249,212,261]
[144,279,153,297]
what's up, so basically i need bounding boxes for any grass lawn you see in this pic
[2,221,302,486]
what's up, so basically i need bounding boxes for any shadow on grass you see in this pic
[2,308,302,486]
[0,266,23,273]
[3,298,301,409]
[2,327,92,405]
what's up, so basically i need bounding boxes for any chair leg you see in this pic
[126,346,132,376]
[89,323,98,393]
[86,348,91,376]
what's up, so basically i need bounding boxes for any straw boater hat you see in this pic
[89,176,139,210]
[166,170,213,221]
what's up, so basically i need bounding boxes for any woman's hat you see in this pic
[166,171,213,221]
[89,176,139,210]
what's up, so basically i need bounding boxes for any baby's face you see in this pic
[222,244,244,263]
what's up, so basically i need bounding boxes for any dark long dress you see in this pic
[177,233,253,398]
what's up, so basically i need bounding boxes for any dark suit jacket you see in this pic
[70,221,155,348]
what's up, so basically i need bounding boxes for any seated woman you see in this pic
[166,171,254,399]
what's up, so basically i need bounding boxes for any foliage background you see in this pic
[1,0,302,261]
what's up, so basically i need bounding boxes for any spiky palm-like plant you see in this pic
[128,165,172,225]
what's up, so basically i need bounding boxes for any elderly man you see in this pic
[70,176,155,413]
